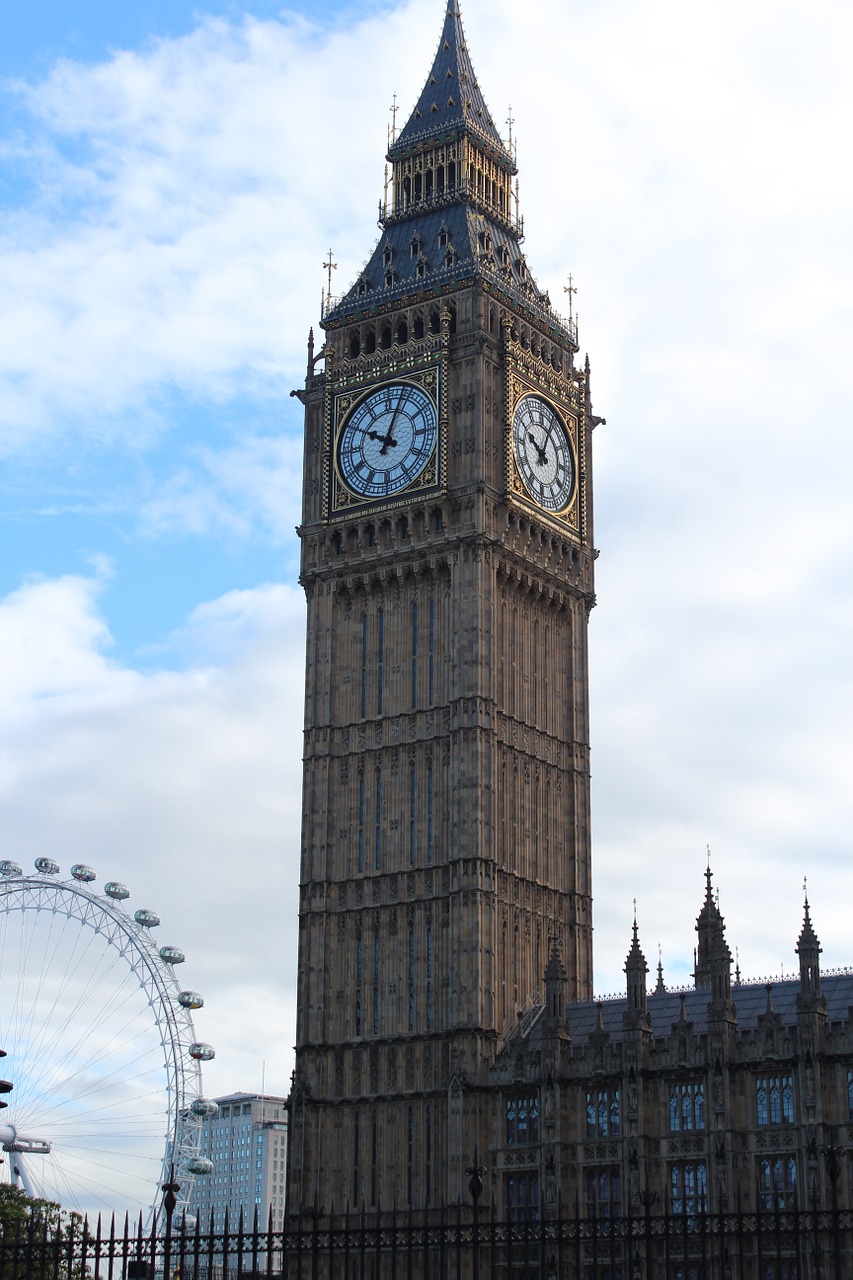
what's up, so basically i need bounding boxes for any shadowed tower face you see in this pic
[288,1,598,1216]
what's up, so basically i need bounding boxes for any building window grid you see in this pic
[586,1088,621,1139]
[506,1172,540,1223]
[586,1167,622,1219]
[759,1156,797,1211]
[669,1081,705,1132]
[756,1074,794,1126]
[671,1161,708,1217]
[505,1095,539,1145]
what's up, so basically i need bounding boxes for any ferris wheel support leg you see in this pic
[11,1152,36,1199]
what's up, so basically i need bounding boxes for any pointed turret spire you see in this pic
[796,882,825,1011]
[624,906,652,1038]
[543,933,570,1036]
[391,2,513,165]
[693,861,736,1028]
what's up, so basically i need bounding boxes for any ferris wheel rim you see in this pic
[0,864,215,1224]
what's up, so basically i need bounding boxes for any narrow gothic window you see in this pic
[505,1095,539,1145]
[758,1156,797,1210]
[669,1081,705,1132]
[585,1087,620,1139]
[375,773,382,870]
[408,926,415,1029]
[377,608,384,714]
[428,598,435,703]
[586,1168,621,1218]
[373,936,380,1035]
[425,1105,432,1206]
[505,1172,539,1223]
[352,1110,360,1204]
[360,613,368,717]
[426,925,433,1029]
[383,247,393,267]
[406,1106,414,1204]
[358,776,365,874]
[409,768,416,866]
[411,602,418,708]
[355,941,363,1037]
[427,764,433,864]
[756,1074,794,1125]
[670,1162,707,1216]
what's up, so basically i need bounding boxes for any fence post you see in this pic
[466,1153,486,1280]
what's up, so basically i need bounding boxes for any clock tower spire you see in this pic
[289,0,599,1220]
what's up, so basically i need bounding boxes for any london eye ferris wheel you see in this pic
[0,858,217,1224]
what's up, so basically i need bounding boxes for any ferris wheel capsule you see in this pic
[187,1157,214,1176]
[190,1042,215,1061]
[178,990,204,1009]
[71,864,96,882]
[134,908,160,928]
[160,945,185,964]
[105,881,130,900]
[0,861,23,878]
[191,1097,219,1118]
[34,858,60,875]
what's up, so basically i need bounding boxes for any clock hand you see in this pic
[368,428,399,453]
[528,432,548,466]
[369,390,407,455]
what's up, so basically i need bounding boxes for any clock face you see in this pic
[512,395,575,513]
[338,383,437,499]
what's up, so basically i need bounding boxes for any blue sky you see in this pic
[1,0,852,1215]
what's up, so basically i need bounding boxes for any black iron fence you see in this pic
[2,1204,853,1280]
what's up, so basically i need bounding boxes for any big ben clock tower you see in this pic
[288,1,600,1219]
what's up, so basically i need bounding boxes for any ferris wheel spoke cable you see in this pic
[0,867,213,1222]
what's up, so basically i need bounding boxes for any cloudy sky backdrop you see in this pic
[2,0,852,1126]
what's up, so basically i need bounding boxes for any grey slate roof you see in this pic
[390,2,513,165]
[507,973,853,1049]
[327,205,541,325]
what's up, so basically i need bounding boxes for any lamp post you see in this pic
[161,1165,180,1280]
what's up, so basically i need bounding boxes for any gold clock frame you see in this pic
[326,363,446,519]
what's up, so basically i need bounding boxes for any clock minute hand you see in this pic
[370,390,407,455]
[528,431,548,466]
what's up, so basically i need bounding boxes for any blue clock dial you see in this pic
[512,395,575,513]
[338,383,437,498]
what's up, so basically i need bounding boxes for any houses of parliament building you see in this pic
[285,0,853,1234]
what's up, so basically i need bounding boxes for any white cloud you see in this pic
[138,432,303,542]
[0,569,306,1102]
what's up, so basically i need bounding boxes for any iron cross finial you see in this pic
[506,104,515,145]
[389,92,399,144]
[564,273,577,324]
